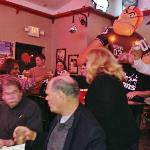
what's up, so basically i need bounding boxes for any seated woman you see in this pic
[0,58,35,94]
[54,60,69,76]
[0,58,51,95]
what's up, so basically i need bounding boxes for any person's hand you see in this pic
[22,70,30,77]
[60,70,70,76]
[127,91,138,100]
[118,52,134,64]
[0,139,14,148]
[45,71,54,80]
[13,126,37,145]
[127,53,134,64]
[142,52,150,64]
[118,53,128,63]
[130,47,143,60]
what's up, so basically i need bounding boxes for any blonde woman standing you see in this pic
[85,48,139,150]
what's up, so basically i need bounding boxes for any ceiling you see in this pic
[25,0,72,11]
[4,0,75,15]
[3,0,150,18]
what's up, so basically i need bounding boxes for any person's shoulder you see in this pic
[0,101,9,113]
[75,105,106,139]
[76,105,101,127]
[29,65,38,72]
[94,73,114,82]
[133,32,144,39]
[22,96,40,110]
[123,63,136,72]
[94,74,122,88]
[29,66,36,71]
[0,101,5,109]
[90,74,106,87]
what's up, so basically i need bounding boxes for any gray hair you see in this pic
[50,76,80,98]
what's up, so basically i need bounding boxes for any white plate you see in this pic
[0,144,25,150]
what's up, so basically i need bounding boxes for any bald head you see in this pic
[45,76,80,115]
[47,76,80,98]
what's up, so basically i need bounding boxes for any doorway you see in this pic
[15,42,43,73]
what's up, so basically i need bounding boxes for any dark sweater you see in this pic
[0,97,42,139]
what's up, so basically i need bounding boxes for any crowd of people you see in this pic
[0,47,148,150]
[0,6,150,150]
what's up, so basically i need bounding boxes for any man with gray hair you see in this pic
[13,75,106,150]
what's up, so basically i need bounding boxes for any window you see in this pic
[122,0,138,10]
[92,0,109,12]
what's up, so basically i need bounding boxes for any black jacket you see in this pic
[85,74,140,150]
[27,104,106,150]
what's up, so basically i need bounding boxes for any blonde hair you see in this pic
[86,48,125,84]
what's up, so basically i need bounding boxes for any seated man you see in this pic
[0,75,42,148]
[13,76,106,150]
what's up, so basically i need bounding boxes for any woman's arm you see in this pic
[127,90,150,100]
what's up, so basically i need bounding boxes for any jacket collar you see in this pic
[46,104,83,150]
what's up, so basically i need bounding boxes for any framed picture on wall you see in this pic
[68,54,79,74]
[0,41,13,57]
[15,42,43,73]
[56,48,66,63]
